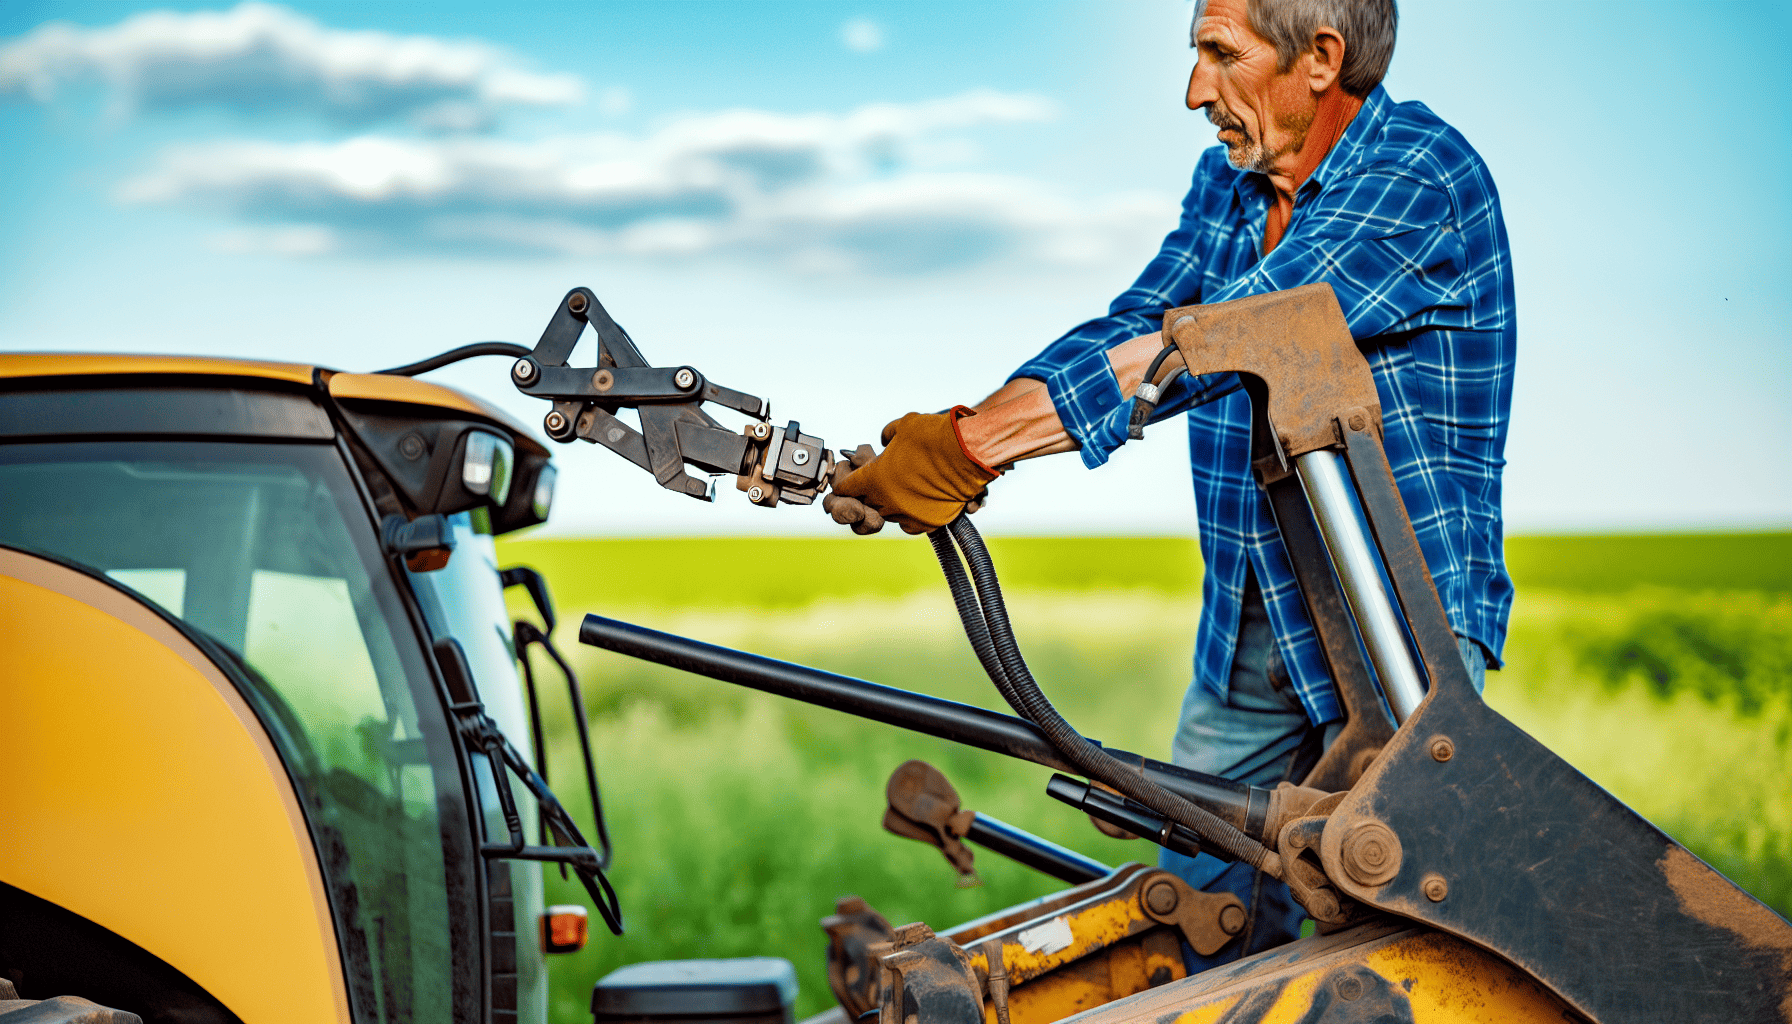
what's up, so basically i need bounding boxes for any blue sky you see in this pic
[2,1,1788,536]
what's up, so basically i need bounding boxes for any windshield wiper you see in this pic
[432,637,623,935]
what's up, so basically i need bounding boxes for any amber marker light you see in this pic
[541,905,589,954]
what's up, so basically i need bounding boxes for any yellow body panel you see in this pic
[1071,924,1581,1024]
[963,890,1187,1024]
[0,550,351,1024]
[0,352,316,384]
[0,353,544,453]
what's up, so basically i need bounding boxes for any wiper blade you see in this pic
[433,638,623,935]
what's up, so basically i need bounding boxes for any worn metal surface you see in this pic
[822,896,895,1020]
[836,868,1245,1024]
[1319,656,1792,1022]
[884,760,980,881]
[877,926,985,1024]
[1057,924,1581,1024]
[1161,284,1379,462]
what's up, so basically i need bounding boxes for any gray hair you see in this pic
[1194,0,1398,97]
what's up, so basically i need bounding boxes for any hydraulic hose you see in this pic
[374,341,531,377]
[943,516,1280,876]
[927,529,1029,718]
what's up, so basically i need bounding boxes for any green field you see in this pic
[496,532,1792,1021]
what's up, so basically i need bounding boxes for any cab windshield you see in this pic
[0,439,472,1024]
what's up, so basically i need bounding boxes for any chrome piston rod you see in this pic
[1294,449,1428,722]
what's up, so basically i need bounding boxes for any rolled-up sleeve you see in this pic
[1009,162,1222,468]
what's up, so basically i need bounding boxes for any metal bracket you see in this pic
[512,287,831,506]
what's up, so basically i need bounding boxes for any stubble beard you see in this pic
[1208,101,1313,175]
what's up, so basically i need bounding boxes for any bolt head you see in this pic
[512,358,537,382]
[1430,737,1455,762]
[1171,315,1196,333]
[792,448,810,466]
[1340,821,1403,887]
[752,422,770,439]
[593,369,614,392]
[674,368,696,389]
[1423,873,1449,902]
[1144,881,1179,916]
[1348,413,1366,432]
[1218,904,1246,935]
[748,485,765,502]
[1336,976,1364,1001]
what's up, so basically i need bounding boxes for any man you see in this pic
[826,0,1515,965]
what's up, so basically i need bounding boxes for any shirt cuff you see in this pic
[1010,347,1132,470]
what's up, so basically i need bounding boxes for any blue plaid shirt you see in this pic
[1012,86,1515,725]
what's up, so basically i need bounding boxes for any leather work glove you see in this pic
[826,407,998,535]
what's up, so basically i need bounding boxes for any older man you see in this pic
[828,0,1515,964]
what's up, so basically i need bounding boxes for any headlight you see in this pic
[531,463,556,521]
[462,430,514,505]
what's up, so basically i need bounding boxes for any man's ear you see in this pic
[1305,25,1346,93]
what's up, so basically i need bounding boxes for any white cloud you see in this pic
[0,2,582,128]
[121,89,1175,274]
[841,18,884,53]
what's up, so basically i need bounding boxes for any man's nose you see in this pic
[1185,62,1217,111]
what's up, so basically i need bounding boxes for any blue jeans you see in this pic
[1158,571,1485,971]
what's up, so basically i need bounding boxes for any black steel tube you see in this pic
[964,812,1110,885]
[1044,775,1204,860]
[578,613,1261,832]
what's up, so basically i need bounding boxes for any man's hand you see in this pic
[825,408,997,535]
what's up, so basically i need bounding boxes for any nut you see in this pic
[544,411,569,435]
[567,292,588,314]
[593,369,614,392]
[1423,873,1449,902]
[1218,904,1246,935]
[1339,821,1402,887]
[512,358,537,382]
[748,486,765,503]
[1144,881,1179,916]
[674,368,696,389]
[792,448,810,466]
[751,422,771,439]
[1430,736,1455,762]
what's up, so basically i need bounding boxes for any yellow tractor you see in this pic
[2,285,1787,1024]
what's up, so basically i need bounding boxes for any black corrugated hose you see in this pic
[933,515,1278,876]
[927,530,1029,718]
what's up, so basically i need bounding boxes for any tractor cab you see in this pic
[0,355,587,1024]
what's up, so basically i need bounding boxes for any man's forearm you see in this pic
[960,332,1169,467]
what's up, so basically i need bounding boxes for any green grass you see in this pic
[496,533,1792,1022]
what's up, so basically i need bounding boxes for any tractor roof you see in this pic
[0,352,544,453]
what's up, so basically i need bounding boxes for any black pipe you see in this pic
[964,812,1110,885]
[578,613,1263,837]
[1045,775,1204,860]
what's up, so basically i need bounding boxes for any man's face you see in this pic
[1186,0,1318,175]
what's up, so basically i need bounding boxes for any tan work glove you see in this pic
[827,408,998,535]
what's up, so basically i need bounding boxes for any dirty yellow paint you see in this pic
[1088,927,1580,1024]
[0,553,351,1024]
